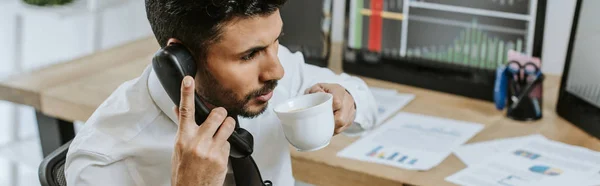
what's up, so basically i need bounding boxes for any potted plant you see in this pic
[22,0,73,6]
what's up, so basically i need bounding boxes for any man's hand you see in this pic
[171,76,234,186]
[306,83,356,135]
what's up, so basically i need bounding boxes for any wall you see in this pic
[0,0,153,143]
[14,0,152,71]
[540,0,577,75]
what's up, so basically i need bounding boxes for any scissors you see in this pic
[506,60,541,86]
[505,60,544,110]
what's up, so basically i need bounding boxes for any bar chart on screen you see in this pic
[564,7,600,109]
[405,19,525,69]
[567,84,600,109]
[347,0,537,69]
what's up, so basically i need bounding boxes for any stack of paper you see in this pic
[369,86,415,125]
[447,134,600,186]
[342,87,415,137]
[337,112,484,171]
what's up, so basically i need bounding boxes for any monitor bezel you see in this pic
[341,0,548,102]
[556,0,600,139]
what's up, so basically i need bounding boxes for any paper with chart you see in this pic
[337,112,484,170]
[581,171,600,186]
[370,87,415,124]
[453,134,543,167]
[446,135,600,186]
[343,87,414,137]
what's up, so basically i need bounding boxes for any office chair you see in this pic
[38,140,71,186]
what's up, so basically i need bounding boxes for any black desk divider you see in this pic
[342,0,547,101]
[279,0,332,68]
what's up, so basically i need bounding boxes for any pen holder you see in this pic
[506,73,544,121]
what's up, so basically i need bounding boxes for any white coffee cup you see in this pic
[273,92,335,152]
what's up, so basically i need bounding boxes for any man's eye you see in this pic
[242,51,257,61]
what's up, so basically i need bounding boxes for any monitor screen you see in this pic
[346,0,541,69]
[342,0,546,101]
[557,0,600,138]
[563,0,600,108]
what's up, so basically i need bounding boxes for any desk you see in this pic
[1,36,599,186]
[291,75,600,186]
[0,37,158,155]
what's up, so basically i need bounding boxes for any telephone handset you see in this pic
[152,43,272,186]
[151,43,254,159]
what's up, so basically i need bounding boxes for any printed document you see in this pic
[368,86,415,124]
[446,135,600,186]
[343,87,415,137]
[373,92,415,125]
[453,135,543,167]
[337,112,484,171]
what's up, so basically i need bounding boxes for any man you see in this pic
[65,0,378,185]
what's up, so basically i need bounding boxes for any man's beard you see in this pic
[196,69,278,118]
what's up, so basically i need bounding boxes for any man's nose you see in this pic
[259,47,284,82]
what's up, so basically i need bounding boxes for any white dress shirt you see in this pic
[64,45,378,186]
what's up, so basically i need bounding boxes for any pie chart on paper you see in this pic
[529,165,563,176]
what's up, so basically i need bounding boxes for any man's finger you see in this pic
[213,116,236,145]
[335,124,349,135]
[334,111,348,135]
[178,76,196,132]
[332,96,343,111]
[199,107,228,136]
[221,141,231,156]
[306,84,325,94]
[336,97,356,135]
[334,110,347,128]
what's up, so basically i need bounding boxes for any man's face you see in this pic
[195,10,285,118]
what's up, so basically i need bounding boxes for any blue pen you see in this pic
[494,66,508,110]
[532,98,541,117]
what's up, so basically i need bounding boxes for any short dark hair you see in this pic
[145,0,287,62]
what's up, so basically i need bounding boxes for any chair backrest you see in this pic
[39,140,71,186]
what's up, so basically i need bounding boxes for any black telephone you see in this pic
[152,43,272,186]
[152,43,254,158]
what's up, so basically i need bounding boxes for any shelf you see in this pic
[3,0,130,19]
[409,1,531,21]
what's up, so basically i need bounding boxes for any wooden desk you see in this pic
[1,36,599,186]
[291,75,600,186]
[0,37,159,155]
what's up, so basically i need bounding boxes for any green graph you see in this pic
[406,20,524,69]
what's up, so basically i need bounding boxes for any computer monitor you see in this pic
[556,0,600,139]
[342,0,547,101]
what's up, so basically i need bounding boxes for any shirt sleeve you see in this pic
[65,149,137,186]
[278,45,379,132]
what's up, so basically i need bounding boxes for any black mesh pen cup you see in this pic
[506,72,545,121]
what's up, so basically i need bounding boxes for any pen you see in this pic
[510,73,544,110]
[531,98,541,117]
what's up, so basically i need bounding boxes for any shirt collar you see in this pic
[147,67,179,125]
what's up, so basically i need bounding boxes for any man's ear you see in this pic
[166,38,182,46]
